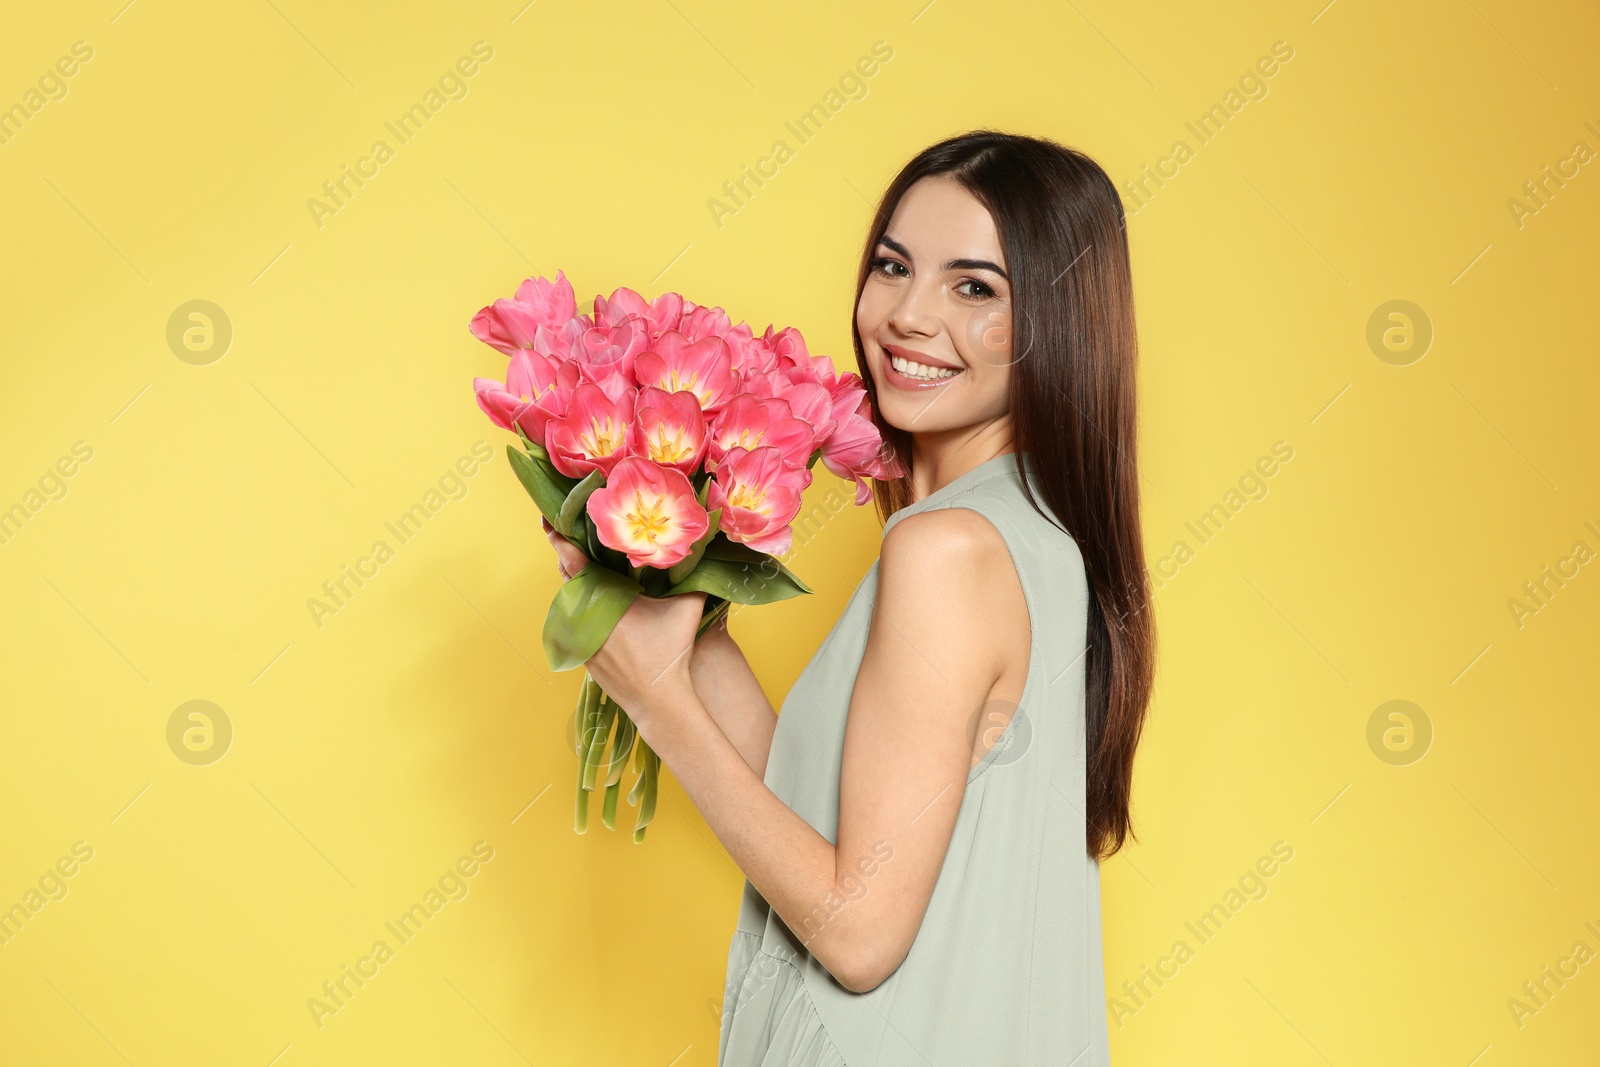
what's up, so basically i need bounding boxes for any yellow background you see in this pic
[2,0,1597,1063]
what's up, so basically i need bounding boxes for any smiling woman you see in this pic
[543,129,1155,1066]
[725,131,1152,1066]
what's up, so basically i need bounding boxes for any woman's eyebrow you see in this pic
[878,234,1009,280]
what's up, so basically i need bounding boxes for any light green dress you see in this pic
[718,451,1110,1065]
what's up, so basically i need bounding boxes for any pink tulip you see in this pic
[587,457,711,569]
[626,387,708,474]
[596,286,686,346]
[472,349,579,440]
[766,325,812,372]
[731,327,779,382]
[828,373,869,420]
[569,317,649,402]
[708,445,812,556]
[544,382,637,479]
[822,411,902,504]
[634,331,736,414]
[677,303,733,345]
[707,395,815,471]
[777,381,833,441]
[742,369,832,444]
[470,271,577,355]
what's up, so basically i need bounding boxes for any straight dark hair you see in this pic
[850,129,1155,861]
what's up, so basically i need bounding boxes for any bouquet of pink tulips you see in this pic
[470,271,900,842]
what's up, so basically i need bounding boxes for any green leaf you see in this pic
[702,537,813,594]
[639,567,673,598]
[514,423,552,463]
[559,469,606,536]
[664,554,811,605]
[535,452,580,496]
[586,512,629,571]
[542,566,643,671]
[507,444,568,531]
[665,508,722,587]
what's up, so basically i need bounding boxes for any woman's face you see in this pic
[856,176,1014,437]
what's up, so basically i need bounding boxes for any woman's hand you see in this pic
[685,608,780,779]
[541,517,709,746]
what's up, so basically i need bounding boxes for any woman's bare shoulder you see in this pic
[882,504,1013,573]
[877,506,1028,675]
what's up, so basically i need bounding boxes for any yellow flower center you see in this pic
[624,492,671,544]
[717,426,757,453]
[581,416,624,457]
[728,481,766,512]
[662,369,714,407]
[649,427,695,464]
[662,369,699,393]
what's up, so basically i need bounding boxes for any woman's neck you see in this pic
[906,421,1016,503]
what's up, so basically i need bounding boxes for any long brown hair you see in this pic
[850,129,1155,861]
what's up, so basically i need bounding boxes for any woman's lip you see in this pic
[880,353,965,391]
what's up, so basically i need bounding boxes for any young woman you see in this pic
[543,130,1155,1065]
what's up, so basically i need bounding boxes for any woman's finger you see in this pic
[542,520,591,581]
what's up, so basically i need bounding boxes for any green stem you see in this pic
[627,745,649,805]
[575,768,590,834]
[602,779,621,829]
[632,742,660,844]
[583,692,617,792]
[601,708,639,830]
[573,674,602,833]
[695,597,732,639]
[604,710,636,788]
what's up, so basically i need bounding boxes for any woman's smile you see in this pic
[879,342,966,390]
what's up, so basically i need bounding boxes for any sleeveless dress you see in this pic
[717,450,1110,1066]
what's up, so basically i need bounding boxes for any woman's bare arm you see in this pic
[643,508,1026,993]
[542,508,1028,993]
[689,614,778,779]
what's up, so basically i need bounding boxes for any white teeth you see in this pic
[890,354,961,381]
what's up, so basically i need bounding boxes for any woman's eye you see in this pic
[871,256,907,278]
[957,279,993,300]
